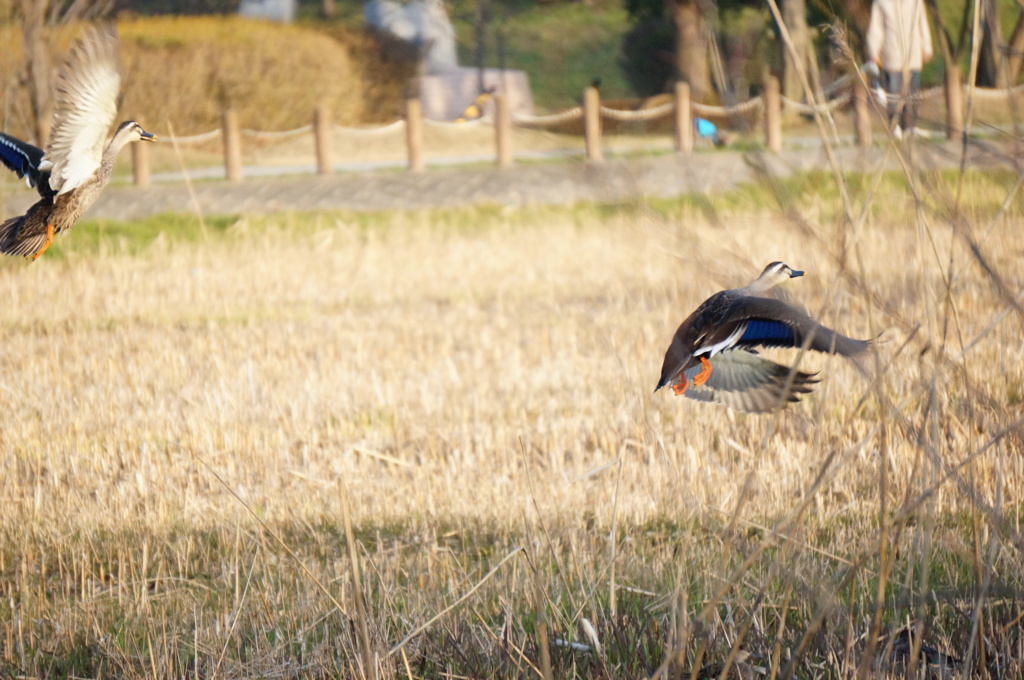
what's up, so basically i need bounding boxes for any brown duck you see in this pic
[656,262,870,413]
[0,25,155,260]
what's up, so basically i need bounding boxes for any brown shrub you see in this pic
[320,25,419,124]
[0,16,413,142]
[118,16,365,133]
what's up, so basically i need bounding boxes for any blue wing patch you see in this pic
[0,134,52,198]
[0,136,33,179]
[739,319,796,346]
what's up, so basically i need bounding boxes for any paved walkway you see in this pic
[3,139,1020,221]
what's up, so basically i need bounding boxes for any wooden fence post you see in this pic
[223,108,242,182]
[405,97,425,173]
[495,93,512,168]
[764,76,782,153]
[583,86,603,162]
[132,121,151,187]
[853,80,872,147]
[314,103,332,175]
[674,81,693,154]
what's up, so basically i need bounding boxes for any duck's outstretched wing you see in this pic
[681,350,818,413]
[0,133,52,198]
[697,296,871,360]
[38,25,120,196]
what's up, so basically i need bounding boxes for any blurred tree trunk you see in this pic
[977,0,1008,87]
[925,0,969,137]
[781,0,815,100]
[22,0,51,145]
[16,0,114,146]
[668,0,710,100]
[320,0,335,19]
[1008,9,1024,83]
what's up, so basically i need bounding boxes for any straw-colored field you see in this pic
[1,169,1022,678]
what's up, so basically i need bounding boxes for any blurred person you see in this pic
[865,0,933,138]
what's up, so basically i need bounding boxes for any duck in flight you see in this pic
[0,25,155,260]
[656,262,870,412]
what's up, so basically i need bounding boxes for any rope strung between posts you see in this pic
[961,82,1024,99]
[241,124,313,139]
[780,91,852,114]
[598,100,676,121]
[170,129,222,144]
[512,107,584,125]
[870,83,1023,105]
[824,74,852,96]
[424,116,491,128]
[332,120,406,135]
[871,86,943,104]
[691,97,764,116]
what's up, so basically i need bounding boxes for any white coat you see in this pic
[866,0,934,72]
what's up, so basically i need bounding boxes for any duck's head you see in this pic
[113,120,157,144]
[749,261,803,292]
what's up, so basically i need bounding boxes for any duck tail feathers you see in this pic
[833,334,871,358]
[806,324,871,357]
[0,215,25,253]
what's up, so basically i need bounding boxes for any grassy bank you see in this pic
[1,162,1023,677]
[5,167,1019,258]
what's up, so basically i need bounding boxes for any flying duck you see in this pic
[0,25,155,260]
[656,262,870,412]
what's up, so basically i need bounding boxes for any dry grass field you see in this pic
[0,163,1023,679]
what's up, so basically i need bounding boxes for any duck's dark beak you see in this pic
[790,269,804,278]
[140,130,156,142]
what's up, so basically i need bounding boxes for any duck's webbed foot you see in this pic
[693,356,713,386]
[672,375,689,396]
[31,223,54,261]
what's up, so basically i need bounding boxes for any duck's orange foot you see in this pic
[693,356,713,386]
[31,223,54,261]
[672,376,689,396]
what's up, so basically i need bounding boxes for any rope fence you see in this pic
[171,129,222,144]
[424,116,490,128]
[333,120,406,136]
[134,77,1024,186]
[598,101,675,122]
[781,91,852,115]
[512,107,584,126]
[241,124,313,140]
[691,97,765,116]
[873,85,944,105]
[963,82,1024,99]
